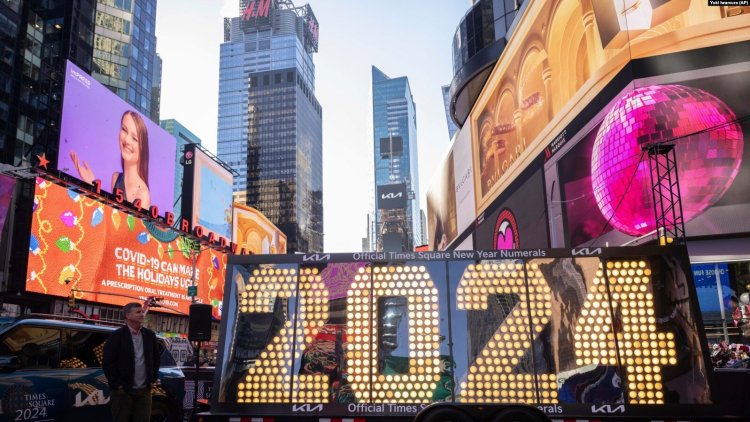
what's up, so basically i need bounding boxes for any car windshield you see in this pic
[0,317,16,333]
[158,339,178,367]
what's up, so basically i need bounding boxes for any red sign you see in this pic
[241,0,271,20]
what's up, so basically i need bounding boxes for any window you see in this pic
[44,17,63,35]
[0,326,61,370]
[62,329,109,368]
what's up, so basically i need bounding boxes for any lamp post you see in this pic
[184,243,217,415]
[187,243,218,303]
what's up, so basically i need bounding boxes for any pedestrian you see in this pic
[103,302,161,422]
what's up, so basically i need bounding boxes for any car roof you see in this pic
[0,317,173,342]
[4,318,119,333]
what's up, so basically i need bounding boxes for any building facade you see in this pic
[92,0,160,121]
[218,0,322,253]
[151,52,161,120]
[0,0,217,347]
[371,66,421,252]
[448,0,524,129]
[441,85,458,140]
[0,1,23,161]
[160,119,202,220]
[1,0,96,167]
[428,0,750,344]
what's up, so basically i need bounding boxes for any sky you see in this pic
[155,0,470,252]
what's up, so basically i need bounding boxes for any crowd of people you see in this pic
[711,341,750,368]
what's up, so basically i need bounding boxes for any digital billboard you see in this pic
[453,125,475,232]
[426,151,457,250]
[57,60,177,213]
[379,135,403,157]
[692,263,732,320]
[427,126,476,251]
[470,0,749,213]
[475,166,549,250]
[377,183,407,210]
[303,4,319,53]
[0,174,15,233]
[26,178,225,317]
[182,144,234,241]
[556,66,750,247]
[232,203,286,254]
[213,247,715,420]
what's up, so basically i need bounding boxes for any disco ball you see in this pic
[591,84,743,237]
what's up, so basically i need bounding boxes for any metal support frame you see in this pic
[645,142,686,245]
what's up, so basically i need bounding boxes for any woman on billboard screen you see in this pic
[70,110,151,208]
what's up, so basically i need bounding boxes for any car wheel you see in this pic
[150,400,172,422]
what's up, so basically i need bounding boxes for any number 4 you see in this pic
[574,259,676,404]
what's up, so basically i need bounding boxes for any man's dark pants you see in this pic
[110,386,152,422]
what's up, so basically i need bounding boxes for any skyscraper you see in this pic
[91,0,161,121]
[448,0,523,128]
[218,0,323,253]
[160,119,202,220]
[151,53,162,120]
[0,0,97,298]
[1,0,96,166]
[371,66,421,252]
[0,1,23,159]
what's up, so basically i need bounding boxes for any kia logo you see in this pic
[292,404,324,412]
[302,254,330,262]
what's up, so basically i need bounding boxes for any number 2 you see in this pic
[236,266,329,403]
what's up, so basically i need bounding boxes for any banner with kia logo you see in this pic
[377,183,407,210]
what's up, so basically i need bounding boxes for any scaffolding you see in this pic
[644,142,686,245]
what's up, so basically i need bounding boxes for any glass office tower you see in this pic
[372,66,421,252]
[1,0,96,166]
[218,0,322,253]
[92,0,160,121]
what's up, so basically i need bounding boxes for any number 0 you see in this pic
[346,265,442,403]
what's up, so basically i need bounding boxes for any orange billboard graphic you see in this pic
[232,203,287,254]
[26,178,225,318]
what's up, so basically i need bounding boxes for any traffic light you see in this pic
[68,295,76,309]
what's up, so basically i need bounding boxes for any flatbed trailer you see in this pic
[194,246,740,422]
